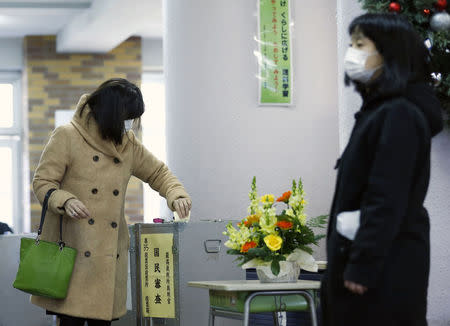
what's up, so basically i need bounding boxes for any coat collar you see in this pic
[71,94,130,161]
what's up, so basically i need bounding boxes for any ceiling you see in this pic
[0,0,162,52]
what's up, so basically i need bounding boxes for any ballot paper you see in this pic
[173,211,191,223]
[336,210,360,241]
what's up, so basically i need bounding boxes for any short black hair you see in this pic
[80,78,144,144]
[346,13,431,98]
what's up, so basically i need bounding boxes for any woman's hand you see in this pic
[173,198,191,219]
[64,199,91,220]
[344,280,368,295]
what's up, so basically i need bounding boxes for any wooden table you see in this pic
[188,280,321,326]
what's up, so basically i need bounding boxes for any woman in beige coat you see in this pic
[32,78,191,326]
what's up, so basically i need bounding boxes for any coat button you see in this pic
[88,218,95,225]
[113,189,119,196]
[339,246,345,253]
[111,222,118,228]
[114,157,120,164]
[93,155,99,162]
[84,251,91,257]
[92,188,98,194]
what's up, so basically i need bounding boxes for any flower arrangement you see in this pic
[224,177,327,276]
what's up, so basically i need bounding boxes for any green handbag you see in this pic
[13,188,77,299]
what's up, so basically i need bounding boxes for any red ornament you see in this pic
[423,9,431,16]
[435,0,448,11]
[389,2,402,13]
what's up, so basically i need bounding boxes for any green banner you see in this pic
[259,0,292,105]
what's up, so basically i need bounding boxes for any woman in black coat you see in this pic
[321,13,444,326]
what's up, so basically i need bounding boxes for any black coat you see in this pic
[321,83,443,326]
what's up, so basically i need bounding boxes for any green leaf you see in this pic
[297,245,314,255]
[247,247,265,256]
[237,255,254,266]
[307,215,328,228]
[271,259,280,276]
[314,234,326,243]
[227,249,241,255]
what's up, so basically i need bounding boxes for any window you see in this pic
[141,73,167,222]
[0,72,24,233]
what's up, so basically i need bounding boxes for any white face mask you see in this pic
[344,47,382,83]
[124,119,133,131]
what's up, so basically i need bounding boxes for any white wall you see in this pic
[337,1,450,324]
[142,38,163,70]
[0,38,23,71]
[336,1,363,151]
[163,0,340,260]
[428,129,450,325]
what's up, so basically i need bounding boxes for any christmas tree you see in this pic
[358,0,450,123]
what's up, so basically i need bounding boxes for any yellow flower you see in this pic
[260,194,275,204]
[264,234,283,251]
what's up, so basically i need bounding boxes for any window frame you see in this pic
[0,72,22,135]
[0,71,24,233]
[141,71,167,222]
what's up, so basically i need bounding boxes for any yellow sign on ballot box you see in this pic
[140,233,175,318]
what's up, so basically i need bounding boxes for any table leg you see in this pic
[243,290,318,326]
[303,291,318,326]
[209,307,215,326]
[272,312,280,326]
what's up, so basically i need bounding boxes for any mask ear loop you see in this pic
[124,119,134,132]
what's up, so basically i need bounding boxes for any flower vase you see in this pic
[256,261,301,283]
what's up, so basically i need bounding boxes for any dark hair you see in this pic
[346,13,431,98]
[80,78,144,145]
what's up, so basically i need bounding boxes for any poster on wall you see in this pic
[140,233,175,318]
[257,0,293,106]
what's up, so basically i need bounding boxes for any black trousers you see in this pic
[320,274,427,326]
[59,315,112,326]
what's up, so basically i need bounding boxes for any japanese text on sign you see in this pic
[140,233,175,318]
[258,0,292,105]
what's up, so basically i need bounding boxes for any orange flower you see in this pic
[277,221,294,230]
[241,241,258,253]
[277,191,292,203]
[244,214,260,227]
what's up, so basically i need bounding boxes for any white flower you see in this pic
[239,227,252,243]
[289,194,302,209]
[286,208,295,218]
[259,213,277,234]
[298,213,307,226]
[224,240,240,250]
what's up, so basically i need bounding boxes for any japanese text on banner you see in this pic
[140,233,175,318]
[258,0,292,105]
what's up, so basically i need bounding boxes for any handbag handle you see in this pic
[36,188,65,250]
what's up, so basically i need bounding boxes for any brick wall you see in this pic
[26,35,143,231]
